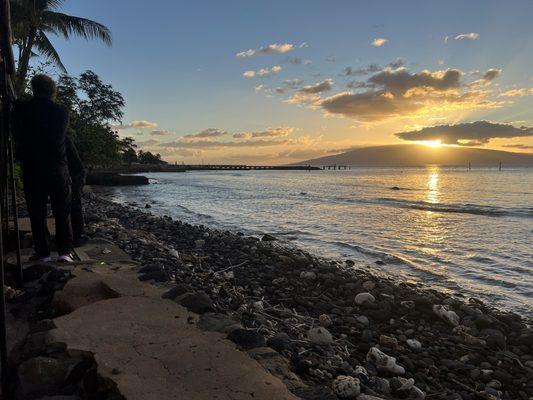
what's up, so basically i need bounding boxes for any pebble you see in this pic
[307,327,333,345]
[355,293,375,306]
[332,375,361,398]
[80,195,533,400]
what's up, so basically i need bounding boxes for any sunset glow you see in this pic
[50,1,533,164]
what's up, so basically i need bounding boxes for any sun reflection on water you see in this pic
[427,166,440,205]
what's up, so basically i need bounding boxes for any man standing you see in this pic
[14,75,74,262]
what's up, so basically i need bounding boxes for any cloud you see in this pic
[159,127,299,150]
[237,43,294,58]
[299,79,334,94]
[161,138,292,149]
[287,79,334,105]
[183,128,228,139]
[299,42,309,48]
[150,130,172,136]
[344,59,405,76]
[454,32,480,41]
[501,144,533,150]
[470,69,502,87]
[248,127,294,138]
[445,32,480,43]
[483,69,500,81]
[368,68,463,94]
[372,38,388,47]
[284,56,311,65]
[114,120,158,130]
[395,121,533,145]
[318,67,502,122]
[325,56,336,62]
[500,88,533,97]
[243,65,282,78]
[136,139,160,147]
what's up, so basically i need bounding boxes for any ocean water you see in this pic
[102,167,533,316]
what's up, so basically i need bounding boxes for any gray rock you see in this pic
[197,313,242,333]
[227,329,266,350]
[178,292,215,314]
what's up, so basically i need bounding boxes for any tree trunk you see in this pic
[15,27,37,96]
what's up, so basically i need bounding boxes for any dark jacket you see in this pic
[14,97,70,177]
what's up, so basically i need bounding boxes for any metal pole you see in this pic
[8,135,22,284]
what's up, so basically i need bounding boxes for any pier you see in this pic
[181,164,320,171]
[322,164,350,170]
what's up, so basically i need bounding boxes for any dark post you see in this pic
[0,0,19,393]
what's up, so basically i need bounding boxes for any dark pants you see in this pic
[71,174,85,240]
[23,170,73,256]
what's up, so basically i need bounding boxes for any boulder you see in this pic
[86,172,149,186]
[227,329,266,350]
[177,292,215,314]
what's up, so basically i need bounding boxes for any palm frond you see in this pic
[34,31,66,71]
[42,11,112,45]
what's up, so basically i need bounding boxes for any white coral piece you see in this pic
[332,375,360,399]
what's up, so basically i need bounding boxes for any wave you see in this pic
[174,204,213,220]
[375,198,533,218]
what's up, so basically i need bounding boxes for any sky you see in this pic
[43,0,533,164]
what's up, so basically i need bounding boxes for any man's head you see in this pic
[31,74,57,99]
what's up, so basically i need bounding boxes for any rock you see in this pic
[267,333,293,352]
[138,264,168,282]
[178,292,215,314]
[366,347,405,375]
[362,280,376,291]
[374,377,391,394]
[197,313,242,333]
[355,293,375,306]
[145,204,151,209]
[261,234,277,242]
[17,357,69,398]
[356,316,369,326]
[319,314,333,328]
[300,271,317,280]
[433,305,460,326]
[357,394,385,400]
[161,284,192,300]
[400,300,415,309]
[86,172,149,186]
[307,327,333,345]
[379,335,398,349]
[227,329,266,350]
[411,386,426,399]
[479,328,506,349]
[332,375,361,398]
[406,339,422,351]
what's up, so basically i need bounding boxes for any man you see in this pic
[66,135,88,247]
[14,75,75,262]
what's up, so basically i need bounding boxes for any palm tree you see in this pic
[10,0,112,95]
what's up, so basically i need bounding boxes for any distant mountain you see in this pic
[294,144,533,167]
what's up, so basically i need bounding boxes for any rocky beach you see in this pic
[80,190,533,400]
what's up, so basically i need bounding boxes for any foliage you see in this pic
[55,70,133,167]
[138,150,167,165]
[10,0,112,95]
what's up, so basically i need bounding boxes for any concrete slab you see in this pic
[4,238,134,270]
[46,263,299,399]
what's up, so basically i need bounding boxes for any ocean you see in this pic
[101,166,533,317]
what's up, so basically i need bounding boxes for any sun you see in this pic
[422,139,442,147]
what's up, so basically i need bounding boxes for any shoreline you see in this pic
[85,189,533,399]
